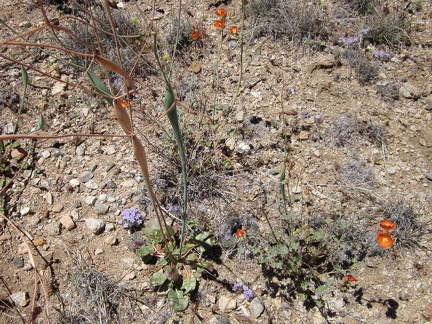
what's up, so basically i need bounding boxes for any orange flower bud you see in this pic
[215,8,226,19]
[214,20,225,29]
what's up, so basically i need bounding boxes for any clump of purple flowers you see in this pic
[119,208,146,229]
[339,36,359,45]
[373,51,391,60]
[232,282,254,301]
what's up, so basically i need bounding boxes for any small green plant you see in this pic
[131,219,214,311]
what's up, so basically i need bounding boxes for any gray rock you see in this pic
[425,102,432,111]
[425,172,432,182]
[46,222,61,236]
[74,200,82,208]
[10,292,29,307]
[94,203,109,215]
[104,180,117,189]
[122,179,137,188]
[79,171,93,183]
[85,196,97,205]
[41,150,51,158]
[12,256,24,268]
[85,218,105,235]
[218,296,236,313]
[51,81,66,95]
[235,111,245,122]
[250,297,265,318]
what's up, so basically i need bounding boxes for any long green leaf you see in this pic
[87,70,112,105]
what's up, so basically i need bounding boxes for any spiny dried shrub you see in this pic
[331,113,358,146]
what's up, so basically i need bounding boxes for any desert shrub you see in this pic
[247,0,329,43]
[343,0,381,14]
[331,113,359,146]
[340,158,375,186]
[343,48,380,84]
[363,11,411,47]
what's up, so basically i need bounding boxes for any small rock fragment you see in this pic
[12,256,24,268]
[46,222,61,236]
[85,218,105,235]
[33,237,46,247]
[299,131,309,140]
[51,203,64,213]
[85,196,97,205]
[44,192,53,205]
[94,203,109,215]
[10,292,29,307]
[94,248,104,255]
[79,171,94,183]
[105,235,118,245]
[60,215,76,230]
[20,207,30,216]
[69,178,80,188]
[235,111,245,122]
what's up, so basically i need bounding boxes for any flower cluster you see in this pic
[232,282,254,301]
[190,24,206,41]
[119,208,146,229]
[213,7,238,37]
[377,219,396,248]
[338,36,358,45]
[373,51,391,60]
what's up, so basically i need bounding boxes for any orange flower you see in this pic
[215,8,226,19]
[118,99,127,108]
[214,20,225,29]
[377,233,393,248]
[346,274,357,282]
[229,25,239,35]
[236,228,245,238]
[190,32,199,40]
[380,220,396,231]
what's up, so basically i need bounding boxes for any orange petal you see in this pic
[380,220,396,230]
[377,233,394,248]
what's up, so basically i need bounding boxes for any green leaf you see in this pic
[181,271,196,294]
[195,232,215,253]
[87,70,112,105]
[136,245,154,264]
[315,285,328,296]
[35,114,45,131]
[168,289,188,311]
[150,270,168,287]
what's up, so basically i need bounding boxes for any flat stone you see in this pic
[123,271,136,280]
[60,215,76,230]
[51,81,66,95]
[425,102,432,111]
[41,150,51,158]
[94,203,109,215]
[10,292,29,307]
[46,222,61,236]
[250,297,265,318]
[85,218,105,235]
[85,180,99,190]
[218,296,236,313]
[399,82,421,99]
[51,203,64,213]
[79,171,93,183]
[11,148,26,159]
[17,243,28,255]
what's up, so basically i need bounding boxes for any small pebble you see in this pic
[33,237,46,247]
[12,256,24,268]
[51,203,64,213]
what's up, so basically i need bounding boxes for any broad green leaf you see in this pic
[136,245,154,264]
[195,232,215,253]
[181,271,196,294]
[315,285,327,296]
[150,270,167,287]
[87,70,112,105]
[168,289,188,311]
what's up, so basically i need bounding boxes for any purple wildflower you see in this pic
[373,51,391,60]
[224,234,231,241]
[338,37,346,44]
[119,208,146,229]
[243,286,254,301]
[346,36,358,45]
[360,28,370,35]
[168,205,179,212]
[245,249,251,256]
[232,282,243,292]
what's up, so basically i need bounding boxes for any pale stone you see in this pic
[218,296,236,312]
[60,215,76,230]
